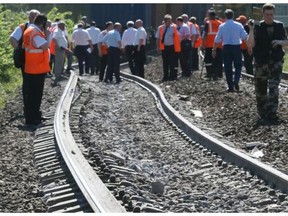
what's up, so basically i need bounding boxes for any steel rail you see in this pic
[54,71,126,213]
[119,66,288,193]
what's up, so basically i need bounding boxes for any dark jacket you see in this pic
[253,20,286,64]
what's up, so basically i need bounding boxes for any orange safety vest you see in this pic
[204,19,222,48]
[100,31,108,55]
[49,25,57,55]
[23,27,50,74]
[194,23,202,48]
[159,24,181,53]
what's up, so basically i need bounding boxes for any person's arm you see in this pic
[9,37,19,49]
[272,24,288,47]
[212,26,222,58]
[247,21,255,49]
[201,23,208,49]
[9,26,23,49]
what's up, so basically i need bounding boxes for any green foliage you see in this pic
[284,54,288,72]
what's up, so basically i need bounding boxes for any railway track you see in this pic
[32,59,288,212]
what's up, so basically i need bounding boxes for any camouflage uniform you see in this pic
[253,20,287,119]
[254,60,282,119]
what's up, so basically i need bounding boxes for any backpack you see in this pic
[13,22,28,68]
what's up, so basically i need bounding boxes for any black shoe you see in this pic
[234,83,239,91]
[39,116,50,121]
[257,117,269,126]
[162,78,169,82]
[226,88,234,93]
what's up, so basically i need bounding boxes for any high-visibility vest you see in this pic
[205,19,222,48]
[159,24,181,53]
[23,27,50,74]
[49,25,57,55]
[100,31,108,55]
[194,23,202,48]
[241,40,248,50]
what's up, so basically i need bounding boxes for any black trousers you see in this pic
[125,45,135,75]
[134,45,146,78]
[89,44,100,74]
[242,49,254,75]
[204,47,223,79]
[161,45,178,81]
[179,48,192,77]
[22,73,46,124]
[74,45,90,75]
[106,47,121,82]
[99,54,108,81]
[191,48,199,70]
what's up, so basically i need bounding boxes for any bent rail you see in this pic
[120,68,288,193]
[54,71,126,213]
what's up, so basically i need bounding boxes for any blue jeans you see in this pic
[222,45,242,90]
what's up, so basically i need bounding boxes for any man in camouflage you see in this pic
[247,3,288,123]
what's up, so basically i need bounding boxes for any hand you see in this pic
[248,47,253,55]
[248,19,254,30]
[272,40,282,48]
[212,49,216,58]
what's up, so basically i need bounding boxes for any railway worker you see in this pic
[87,21,101,75]
[98,21,113,82]
[247,3,288,122]
[103,22,122,83]
[236,15,254,75]
[9,9,40,122]
[202,10,223,80]
[155,14,181,82]
[181,14,191,26]
[189,16,202,71]
[213,9,248,92]
[22,14,51,126]
[71,22,94,76]
[176,16,192,78]
[49,18,60,74]
[133,19,147,78]
[121,20,137,75]
[51,21,71,87]
[82,16,90,29]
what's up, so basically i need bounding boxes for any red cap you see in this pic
[236,15,247,22]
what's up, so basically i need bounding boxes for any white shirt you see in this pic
[134,26,147,46]
[98,30,107,44]
[103,29,121,48]
[10,22,32,41]
[189,22,198,35]
[28,25,48,48]
[121,27,137,48]
[52,28,68,48]
[72,28,91,46]
[87,26,101,45]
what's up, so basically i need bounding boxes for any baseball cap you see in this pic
[236,15,247,22]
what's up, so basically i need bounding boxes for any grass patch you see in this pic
[284,54,288,72]
[0,69,22,108]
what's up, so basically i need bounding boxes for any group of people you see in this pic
[210,3,288,124]
[155,13,202,81]
[8,3,288,128]
[156,4,288,124]
[9,10,148,127]
[71,18,147,83]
